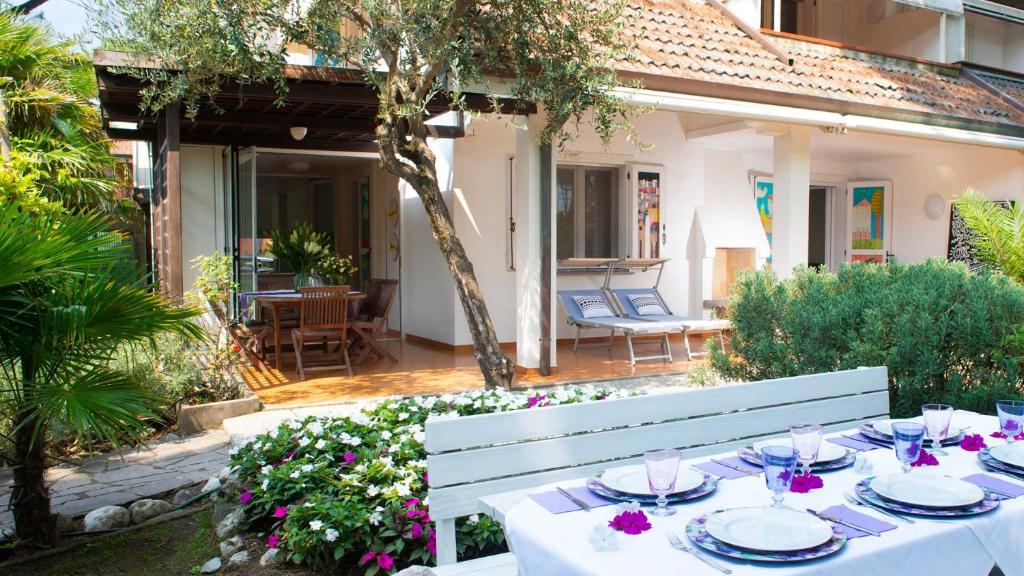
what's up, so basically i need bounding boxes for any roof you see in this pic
[616,0,1024,136]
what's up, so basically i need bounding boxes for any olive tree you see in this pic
[100,0,641,389]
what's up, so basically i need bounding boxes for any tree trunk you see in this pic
[11,358,58,546]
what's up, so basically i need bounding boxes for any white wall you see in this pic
[180,145,226,292]
[966,12,1024,74]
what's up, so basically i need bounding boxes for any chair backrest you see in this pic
[298,286,351,331]
[257,272,296,291]
[425,367,889,523]
[363,278,399,321]
[557,289,619,323]
[609,287,674,317]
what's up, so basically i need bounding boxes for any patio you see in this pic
[240,333,712,406]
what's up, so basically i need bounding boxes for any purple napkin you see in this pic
[827,434,881,452]
[820,505,897,539]
[529,487,616,513]
[692,456,761,480]
[962,474,1024,500]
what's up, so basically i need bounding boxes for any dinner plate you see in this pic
[870,473,985,509]
[988,443,1024,469]
[870,419,965,440]
[703,508,834,553]
[753,438,848,464]
[585,474,717,504]
[858,424,964,447]
[687,512,847,563]
[739,445,855,472]
[855,478,999,517]
[598,465,704,496]
[979,449,1024,478]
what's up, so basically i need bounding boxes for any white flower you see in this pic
[368,511,383,526]
[413,430,425,443]
[366,485,381,497]
[314,438,327,450]
[298,436,311,447]
[349,436,362,446]
[324,528,339,542]
[301,464,314,473]
[261,479,269,491]
[260,465,273,475]
[615,501,641,513]
[306,421,324,436]
[589,525,619,552]
[290,471,301,479]
[309,520,324,531]
[393,483,411,497]
[467,514,480,524]
[380,430,393,441]
[288,420,302,430]
[398,412,409,420]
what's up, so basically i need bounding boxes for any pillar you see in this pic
[771,126,811,277]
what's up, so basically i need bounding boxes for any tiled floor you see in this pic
[243,334,710,406]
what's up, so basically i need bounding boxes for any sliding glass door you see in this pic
[235,148,257,293]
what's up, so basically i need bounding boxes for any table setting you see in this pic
[503,403,1024,576]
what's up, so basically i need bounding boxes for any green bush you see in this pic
[710,260,1024,417]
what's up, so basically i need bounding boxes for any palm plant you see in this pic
[0,203,203,546]
[952,188,1024,282]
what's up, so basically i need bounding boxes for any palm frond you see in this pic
[952,188,1024,282]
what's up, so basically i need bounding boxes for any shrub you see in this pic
[229,386,635,574]
[710,260,1024,417]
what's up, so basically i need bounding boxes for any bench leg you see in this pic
[683,332,693,361]
[626,333,636,365]
[663,333,672,363]
[435,517,458,566]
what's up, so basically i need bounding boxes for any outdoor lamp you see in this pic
[924,193,945,220]
[290,126,308,141]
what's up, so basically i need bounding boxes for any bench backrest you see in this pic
[426,367,888,523]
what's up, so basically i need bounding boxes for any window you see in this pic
[556,165,619,261]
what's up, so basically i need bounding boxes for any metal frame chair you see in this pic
[608,286,729,360]
[557,289,679,364]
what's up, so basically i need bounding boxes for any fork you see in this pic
[667,532,733,574]
[843,493,914,524]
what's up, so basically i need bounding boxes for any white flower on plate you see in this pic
[314,438,327,450]
[298,436,311,447]
[615,501,641,514]
[309,520,324,531]
[324,528,339,542]
[588,525,619,552]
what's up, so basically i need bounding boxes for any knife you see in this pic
[709,458,761,476]
[807,508,882,537]
[556,486,591,511]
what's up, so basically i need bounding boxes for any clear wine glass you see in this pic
[761,446,798,509]
[644,448,680,517]
[921,404,953,455]
[996,400,1024,443]
[892,422,925,473]
[790,424,823,476]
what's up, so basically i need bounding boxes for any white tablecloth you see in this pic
[504,412,1024,576]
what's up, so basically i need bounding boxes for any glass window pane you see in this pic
[556,168,575,261]
[584,170,614,257]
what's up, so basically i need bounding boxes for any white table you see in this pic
[504,412,1024,576]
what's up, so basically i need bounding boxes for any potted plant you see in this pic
[267,223,331,288]
[314,254,357,286]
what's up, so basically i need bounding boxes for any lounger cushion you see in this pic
[628,294,667,316]
[572,295,614,319]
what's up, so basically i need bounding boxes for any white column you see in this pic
[771,126,811,277]
[514,119,556,370]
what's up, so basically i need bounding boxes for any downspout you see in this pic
[539,143,553,376]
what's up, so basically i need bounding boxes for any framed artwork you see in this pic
[755,178,773,261]
[847,181,892,263]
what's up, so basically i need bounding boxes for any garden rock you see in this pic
[219,535,243,558]
[83,505,130,532]
[200,557,222,573]
[202,476,221,494]
[215,508,245,538]
[54,512,76,533]
[395,567,438,576]
[259,548,281,567]
[217,465,237,481]
[173,487,197,506]
[212,501,238,524]
[226,550,249,568]
[129,499,172,524]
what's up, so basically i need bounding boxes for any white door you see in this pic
[817,0,847,42]
[846,181,893,264]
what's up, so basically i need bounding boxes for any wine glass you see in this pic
[892,422,925,473]
[996,400,1024,443]
[921,404,953,455]
[644,448,680,517]
[790,424,823,476]
[761,446,798,509]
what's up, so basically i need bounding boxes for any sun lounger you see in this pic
[608,287,730,360]
[558,289,678,364]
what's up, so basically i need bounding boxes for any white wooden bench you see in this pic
[425,367,889,573]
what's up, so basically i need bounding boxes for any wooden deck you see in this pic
[242,334,711,406]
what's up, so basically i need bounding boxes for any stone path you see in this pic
[0,429,230,534]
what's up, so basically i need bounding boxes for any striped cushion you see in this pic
[572,295,614,319]
[629,294,666,316]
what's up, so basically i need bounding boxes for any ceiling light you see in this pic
[290,126,308,141]
[287,161,311,172]
[109,121,139,130]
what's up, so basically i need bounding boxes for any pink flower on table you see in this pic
[790,472,824,493]
[272,506,288,519]
[267,534,280,549]
[239,491,254,504]
[343,452,357,464]
[960,434,987,452]
[526,394,549,409]
[377,553,394,570]
[608,510,652,535]
[1017,432,1024,441]
[992,431,1009,439]
[359,550,377,565]
[912,450,939,467]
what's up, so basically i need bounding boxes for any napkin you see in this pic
[827,434,881,452]
[692,456,761,480]
[962,474,1024,500]
[820,505,897,539]
[529,487,616,513]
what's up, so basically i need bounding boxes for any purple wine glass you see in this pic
[761,445,798,508]
[997,400,1024,443]
[892,421,925,473]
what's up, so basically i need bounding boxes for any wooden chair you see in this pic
[291,286,353,381]
[351,278,399,363]
[257,272,296,291]
[209,300,270,371]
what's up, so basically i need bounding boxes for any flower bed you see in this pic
[229,386,636,574]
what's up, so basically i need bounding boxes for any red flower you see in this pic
[608,510,652,535]
[343,452,356,464]
[377,553,394,570]
[272,506,288,519]
[239,491,254,504]
[790,472,824,493]
[960,434,987,452]
[359,550,377,565]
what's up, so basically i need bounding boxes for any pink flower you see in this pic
[343,452,357,464]
[426,530,437,556]
[960,434,987,452]
[377,553,394,570]
[239,491,254,504]
[423,471,429,484]
[912,450,939,467]
[267,534,280,548]
[359,550,377,565]
[608,510,652,535]
[526,394,549,409]
[1017,432,1024,441]
[790,472,824,493]
[403,498,421,508]
[272,506,288,519]
[992,431,1009,439]
[409,522,423,539]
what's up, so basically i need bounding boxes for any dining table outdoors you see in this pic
[503,410,1024,576]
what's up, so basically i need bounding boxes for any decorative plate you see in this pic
[979,449,1024,478]
[585,474,717,504]
[739,446,855,472]
[686,511,847,563]
[858,424,964,447]
[855,478,1000,517]
[752,439,849,464]
[987,444,1024,470]
[704,508,834,553]
[597,465,704,496]
[870,474,985,509]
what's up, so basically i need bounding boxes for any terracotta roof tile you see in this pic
[616,0,1024,130]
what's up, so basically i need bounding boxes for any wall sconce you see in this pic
[289,126,308,141]
[924,193,946,220]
